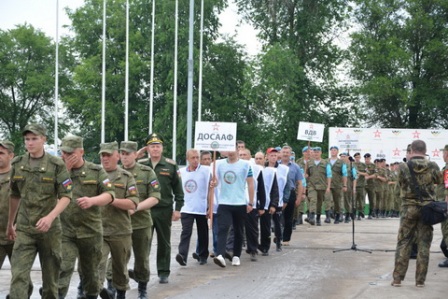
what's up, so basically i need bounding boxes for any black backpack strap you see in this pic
[407,161,423,202]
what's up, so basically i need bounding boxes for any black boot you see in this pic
[86,296,97,299]
[137,282,148,299]
[334,213,340,224]
[305,212,316,225]
[116,289,126,299]
[324,210,331,223]
[297,212,303,225]
[107,279,116,298]
[316,214,321,226]
[344,213,350,223]
[77,279,85,299]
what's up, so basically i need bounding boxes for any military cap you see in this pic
[0,140,14,152]
[266,147,278,154]
[145,133,164,145]
[363,153,371,158]
[339,152,348,157]
[442,145,448,151]
[99,141,119,154]
[302,146,309,153]
[60,135,83,153]
[120,141,138,153]
[275,146,282,151]
[23,123,46,136]
[353,152,361,157]
[313,147,322,151]
[330,146,339,150]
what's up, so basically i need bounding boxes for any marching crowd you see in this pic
[0,123,447,298]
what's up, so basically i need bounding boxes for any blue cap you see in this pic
[313,147,322,151]
[330,146,339,150]
[275,146,282,151]
[339,152,348,156]
[302,146,309,153]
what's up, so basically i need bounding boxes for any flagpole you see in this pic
[149,0,155,134]
[198,0,204,121]
[172,0,178,160]
[124,0,130,141]
[101,0,107,143]
[54,0,59,152]
[186,0,194,150]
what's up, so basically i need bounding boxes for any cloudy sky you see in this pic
[0,0,260,55]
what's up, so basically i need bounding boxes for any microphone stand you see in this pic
[333,149,372,253]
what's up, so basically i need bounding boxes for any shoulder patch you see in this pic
[165,158,177,165]
[138,164,153,172]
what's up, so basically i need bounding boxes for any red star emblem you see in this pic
[309,124,314,129]
[335,128,343,135]
[432,148,440,157]
[392,147,400,156]
[412,130,420,139]
[212,123,220,131]
[374,130,381,138]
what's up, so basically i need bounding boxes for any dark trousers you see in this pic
[283,191,296,242]
[179,213,209,261]
[216,205,247,258]
[259,211,272,252]
[245,209,259,253]
[272,208,283,244]
[150,208,173,278]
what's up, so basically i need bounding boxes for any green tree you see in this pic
[350,0,448,128]
[63,0,241,162]
[0,24,71,153]
[235,0,357,152]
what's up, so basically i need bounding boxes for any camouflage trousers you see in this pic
[59,234,103,297]
[355,187,365,212]
[393,205,433,283]
[9,229,62,299]
[308,188,326,214]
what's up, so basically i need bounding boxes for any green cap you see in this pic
[120,141,138,153]
[60,135,83,153]
[99,141,118,154]
[0,140,15,152]
[145,133,164,145]
[23,123,47,136]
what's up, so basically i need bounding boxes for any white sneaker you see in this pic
[232,256,240,266]
[213,255,226,268]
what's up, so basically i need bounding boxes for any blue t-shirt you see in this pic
[216,159,252,206]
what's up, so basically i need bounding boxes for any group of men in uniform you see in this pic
[0,124,184,299]
[2,124,448,296]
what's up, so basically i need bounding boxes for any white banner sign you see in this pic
[194,121,237,151]
[329,127,448,168]
[297,122,325,142]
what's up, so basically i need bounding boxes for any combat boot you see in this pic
[297,212,303,225]
[107,279,116,298]
[86,296,97,299]
[116,289,126,299]
[308,212,316,225]
[324,210,331,223]
[344,213,350,223]
[334,213,340,224]
[316,214,321,226]
[137,281,148,299]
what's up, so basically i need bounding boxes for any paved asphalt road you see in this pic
[1,216,447,299]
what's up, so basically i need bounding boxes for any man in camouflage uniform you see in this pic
[353,152,367,220]
[7,124,72,299]
[391,140,442,287]
[1,141,34,298]
[305,147,332,226]
[326,146,347,224]
[340,153,357,223]
[387,162,399,217]
[57,135,115,299]
[119,141,161,299]
[364,153,377,219]
[99,142,139,299]
[142,133,184,284]
[294,146,310,226]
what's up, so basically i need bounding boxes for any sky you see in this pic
[0,0,261,55]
